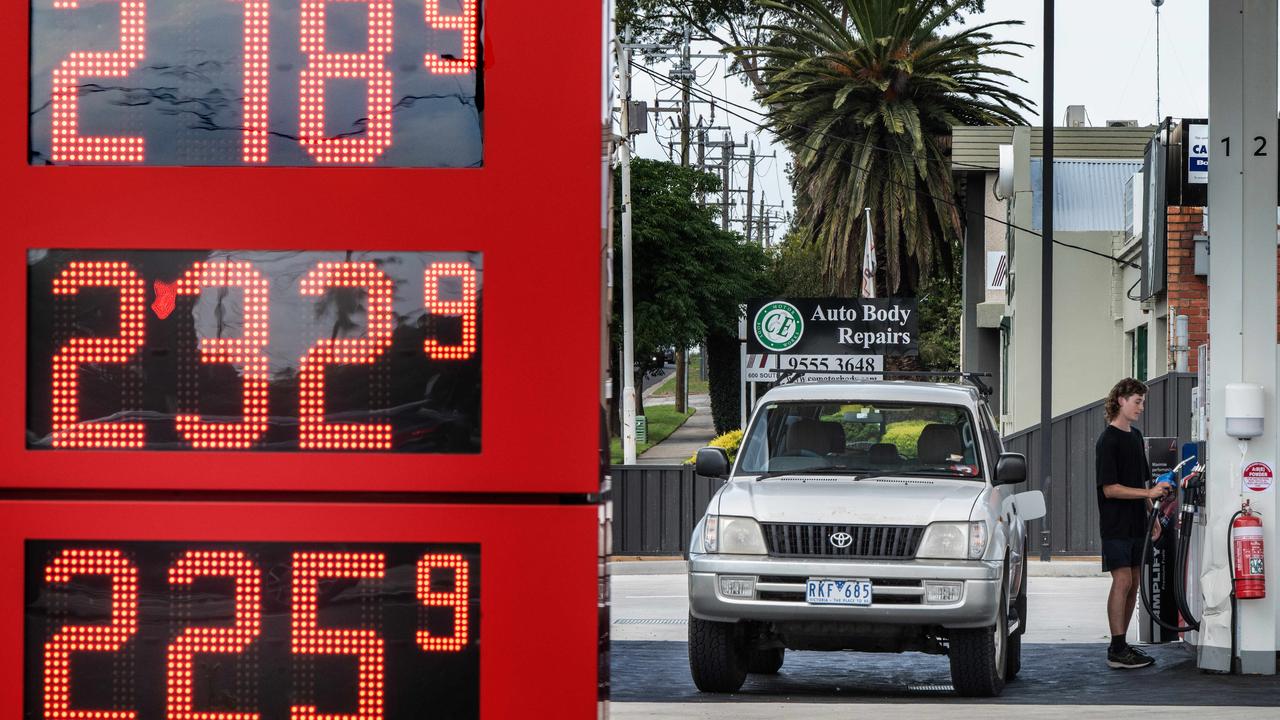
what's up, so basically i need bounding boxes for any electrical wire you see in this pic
[635,62,1140,270]
[636,61,1005,174]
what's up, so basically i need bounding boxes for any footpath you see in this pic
[636,382,716,465]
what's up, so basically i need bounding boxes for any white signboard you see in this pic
[1188,123,1208,184]
[986,251,1008,291]
[742,353,778,382]
[775,354,883,374]
[742,354,885,383]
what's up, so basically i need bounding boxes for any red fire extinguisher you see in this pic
[1232,501,1266,600]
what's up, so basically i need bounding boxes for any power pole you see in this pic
[617,30,638,464]
[721,131,733,231]
[674,28,694,414]
[745,139,755,245]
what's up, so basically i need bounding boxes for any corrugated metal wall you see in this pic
[611,465,721,556]
[1004,373,1196,555]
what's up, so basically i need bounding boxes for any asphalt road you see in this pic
[606,573,1280,717]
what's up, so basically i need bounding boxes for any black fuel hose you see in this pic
[1173,503,1200,631]
[1138,485,1200,633]
[1227,509,1244,673]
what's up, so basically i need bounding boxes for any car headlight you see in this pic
[917,521,988,560]
[702,515,767,554]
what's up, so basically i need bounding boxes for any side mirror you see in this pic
[995,452,1027,486]
[695,447,730,479]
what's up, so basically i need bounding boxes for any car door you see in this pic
[980,403,1023,597]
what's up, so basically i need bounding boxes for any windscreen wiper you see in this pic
[753,464,877,481]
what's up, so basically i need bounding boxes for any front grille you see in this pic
[762,523,924,558]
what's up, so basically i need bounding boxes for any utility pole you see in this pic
[617,30,638,464]
[673,27,694,414]
[721,128,732,228]
[745,140,755,245]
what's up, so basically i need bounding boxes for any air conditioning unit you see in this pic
[1063,105,1088,127]
[1107,119,1139,127]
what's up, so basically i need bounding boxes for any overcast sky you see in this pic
[624,1,1212,245]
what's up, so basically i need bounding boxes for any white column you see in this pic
[1202,0,1278,674]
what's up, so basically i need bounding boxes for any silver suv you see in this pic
[688,380,1045,697]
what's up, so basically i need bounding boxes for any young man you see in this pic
[1095,378,1169,669]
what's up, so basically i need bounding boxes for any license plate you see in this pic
[805,578,873,605]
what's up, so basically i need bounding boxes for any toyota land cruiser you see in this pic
[687,378,1045,697]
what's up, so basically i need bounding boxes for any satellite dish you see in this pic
[995,144,1014,200]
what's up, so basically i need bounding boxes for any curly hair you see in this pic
[1105,378,1148,422]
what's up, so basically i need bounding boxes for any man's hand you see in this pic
[1146,484,1170,500]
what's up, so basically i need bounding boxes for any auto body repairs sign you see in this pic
[747,298,918,356]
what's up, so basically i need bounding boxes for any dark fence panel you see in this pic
[1004,373,1195,555]
[611,465,722,555]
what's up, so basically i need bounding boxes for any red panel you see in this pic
[0,500,599,717]
[0,0,603,493]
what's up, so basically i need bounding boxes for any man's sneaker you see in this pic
[1108,645,1155,669]
[1127,644,1155,662]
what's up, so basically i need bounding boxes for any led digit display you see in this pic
[29,0,483,166]
[27,250,482,452]
[24,541,480,719]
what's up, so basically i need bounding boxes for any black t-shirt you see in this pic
[1095,425,1150,540]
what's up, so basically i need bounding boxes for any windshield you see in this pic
[736,400,985,479]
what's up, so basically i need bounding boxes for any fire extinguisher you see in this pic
[1232,501,1266,600]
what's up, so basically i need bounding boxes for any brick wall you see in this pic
[1165,206,1207,373]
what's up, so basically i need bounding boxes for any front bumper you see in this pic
[688,554,1002,629]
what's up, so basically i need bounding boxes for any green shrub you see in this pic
[882,419,930,459]
[685,429,744,466]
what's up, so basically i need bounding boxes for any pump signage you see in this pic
[1187,123,1209,184]
[1242,461,1274,493]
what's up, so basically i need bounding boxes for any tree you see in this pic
[610,158,769,429]
[744,0,1031,295]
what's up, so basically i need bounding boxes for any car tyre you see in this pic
[949,574,1008,697]
[747,646,784,674]
[688,615,748,692]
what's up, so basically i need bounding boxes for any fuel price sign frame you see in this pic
[0,500,600,718]
[0,0,604,494]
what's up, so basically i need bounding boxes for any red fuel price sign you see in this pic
[2,501,601,718]
[26,541,478,718]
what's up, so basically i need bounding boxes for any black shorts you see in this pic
[1101,537,1146,572]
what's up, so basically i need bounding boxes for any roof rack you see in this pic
[774,370,993,397]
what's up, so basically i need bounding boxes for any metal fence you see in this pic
[609,372,1196,557]
[1003,372,1196,555]
[611,465,719,556]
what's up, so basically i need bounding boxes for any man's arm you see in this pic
[1102,483,1167,500]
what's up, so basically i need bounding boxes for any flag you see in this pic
[860,207,876,298]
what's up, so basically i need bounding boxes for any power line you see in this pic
[633,62,1138,270]
[636,62,1001,174]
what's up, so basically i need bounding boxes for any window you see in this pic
[1135,324,1149,381]
[737,401,984,480]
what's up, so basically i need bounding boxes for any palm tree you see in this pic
[743,0,1031,293]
